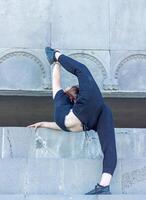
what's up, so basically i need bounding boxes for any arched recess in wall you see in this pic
[115,54,146,91]
[61,53,107,90]
[0,51,49,90]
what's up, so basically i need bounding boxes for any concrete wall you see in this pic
[0,0,146,92]
[0,2,146,198]
[0,127,146,195]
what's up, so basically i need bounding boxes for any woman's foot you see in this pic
[45,47,61,65]
[85,183,111,195]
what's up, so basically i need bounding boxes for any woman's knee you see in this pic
[77,64,90,74]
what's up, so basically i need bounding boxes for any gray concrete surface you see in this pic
[0,0,146,92]
[0,128,146,195]
[0,127,146,160]
[0,194,146,200]
[0,157,146,194]
[25,195,146,200]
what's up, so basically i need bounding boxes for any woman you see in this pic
[27,47,117,195]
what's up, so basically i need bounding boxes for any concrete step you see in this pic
[24,195,146,200]
[0,127,146,159]
[0,195,146,200]
[0,158,146,194]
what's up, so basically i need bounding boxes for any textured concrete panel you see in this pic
[25,158,121,194]
[63,159,101,195]
[30,127,146,160]
[1,128,146,194]
[0,128,3,158]
[0,0,51,48]
[26,158,62,194]
[121,159,146,194]
[29,127,103,159]
[51,0,109,49]
[2,127,35,158]
[117,129,146,159]
[55,50,110,91]
[1,127,144,160]
[110,0,146,50]
[110,51,146,91]
[63,158,121,195]
[0,50,49,90]
[0,159,26,193]
[0,195,24,200]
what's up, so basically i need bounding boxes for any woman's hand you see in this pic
[26,121,62,131]
[27,121,45,131]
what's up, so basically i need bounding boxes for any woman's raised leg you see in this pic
[55,52,103,100]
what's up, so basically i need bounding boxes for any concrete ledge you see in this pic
[0,194,146,200]
[0,127,146,159]
[1,89,146,98]
[26,195,146,200]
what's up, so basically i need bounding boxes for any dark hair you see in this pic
[64,84,79,102]
[70,85,79,94]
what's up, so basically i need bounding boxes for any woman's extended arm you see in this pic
[52,61,62,99]
[27,62,63,131]
[27,121,62,131]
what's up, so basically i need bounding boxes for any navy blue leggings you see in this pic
[58,54,117,176]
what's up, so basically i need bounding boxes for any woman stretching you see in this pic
[27,47,117,195]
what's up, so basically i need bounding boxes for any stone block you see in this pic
[110,0,146,50]
[0,0,51,48]
[26,158,62,194]
[0,49,50,90]
[29,127,103,159]
[30,127,146,160]
[110,51,146,91]
[62,158,121,194]
[51,0,109,49]
[0,158,26,193]
[121,159,146,194]
[2,127,35,158]
[117,129,146,159]
[2,127,146,161]
[25,158,122,194]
